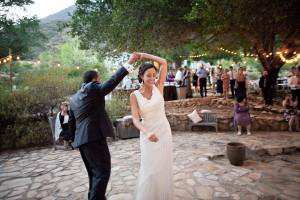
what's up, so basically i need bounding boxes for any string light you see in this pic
[0,55,21,66]
[278,52,300,63]
[57,63,61,67]
[76,66,80,70]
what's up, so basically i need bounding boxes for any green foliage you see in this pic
[0,0,47,59]
[0,16,47,59]
[38,37,103,69]
[106,91,130,122]
[0,63,108,150]
[69,0,298,70]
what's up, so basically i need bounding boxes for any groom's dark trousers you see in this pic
[69,67,129,200]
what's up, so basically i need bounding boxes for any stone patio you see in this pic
[0,132,300,200]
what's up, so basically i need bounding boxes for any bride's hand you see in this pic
[133,52,146,60]
[148,133,159,142]
[128,52,141,64]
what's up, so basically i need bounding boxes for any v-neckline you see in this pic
[138,86,154,101]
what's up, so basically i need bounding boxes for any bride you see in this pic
[130,52,173,200]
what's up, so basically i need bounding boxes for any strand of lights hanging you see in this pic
[276,51,299,64]
[218,47,257,58]
[0,55,20,65]
[179,53,207,59]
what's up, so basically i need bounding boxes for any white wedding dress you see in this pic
[134,85,173,200]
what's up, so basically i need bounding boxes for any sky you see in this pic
[6,0,75,19]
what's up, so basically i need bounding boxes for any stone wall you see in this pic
[165,97,289,132]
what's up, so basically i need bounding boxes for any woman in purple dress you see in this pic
[233,96,252,135]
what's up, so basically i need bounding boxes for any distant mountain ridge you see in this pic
[36,5,76,53]
[40,5,76,24]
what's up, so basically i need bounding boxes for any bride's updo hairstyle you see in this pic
[138,62,157,83]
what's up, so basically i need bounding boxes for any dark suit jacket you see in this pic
[69,67,128,148]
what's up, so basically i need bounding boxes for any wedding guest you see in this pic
[192,70,199,94]
[259,70,273,106]
[233,96,252,135]
[210,67,216,94]
[166,69,175,82]
[221,69,230,99]
[197,64,208,97]
[283,94,299,132]
[288,67,300,109]
[228,66,236,98]
[236,67,247,99]
[183,66,192,98]
[55,102,73,149]
[216,65,223,96]
[175,68,184,86]
[122,75,132,89]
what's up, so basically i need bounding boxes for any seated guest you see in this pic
[233,96,252,136]
[55,102,74,149]
[283,95,299,132]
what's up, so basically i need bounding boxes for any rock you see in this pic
[108,193,132,200]
[214,191,230,198]
[2,178,32,189]
[267,147,282,156]
[195,186,213,199]
[73,186,86,193]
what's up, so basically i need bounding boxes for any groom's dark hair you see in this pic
[83,70,98,83]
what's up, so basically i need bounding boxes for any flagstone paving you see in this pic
[0,132,299,200]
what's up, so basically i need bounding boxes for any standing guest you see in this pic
[55,102,73,149]
[122,75,132,89]
[233,96,252,136]
[183,66,193,98]
[192,70,199,94]
[283,94,299,132]
[216,65,223,96]
[288,67,300,109]
[210,67,216,95]
[166,69,175,82]
[197,64,208,97]
[221,69,230,99]
[175,68,184,86]
[236,67,247,99]
[228,66,236,98]
[259,70,273,106]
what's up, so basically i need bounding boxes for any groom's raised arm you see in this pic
[99,66,129,96]
[98,53,139,96]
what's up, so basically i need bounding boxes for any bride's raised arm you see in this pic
[139,53,167,93]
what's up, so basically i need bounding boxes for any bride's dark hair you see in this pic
[138,62,157,83]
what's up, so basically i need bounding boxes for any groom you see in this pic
[69,54,139,200]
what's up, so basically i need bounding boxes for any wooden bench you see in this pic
[189,112,218,132]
